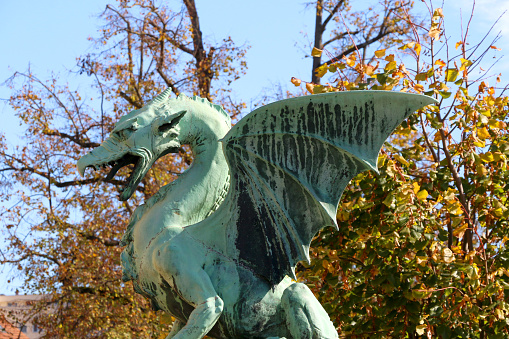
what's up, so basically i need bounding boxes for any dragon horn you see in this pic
[152,88,173,104]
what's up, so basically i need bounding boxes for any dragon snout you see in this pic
[77,144,127,177]
[77,151,99,177]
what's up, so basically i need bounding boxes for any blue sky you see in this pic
[1,0,508,294]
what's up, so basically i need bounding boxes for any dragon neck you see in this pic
[120,105,231,283]
[127,113,231,232]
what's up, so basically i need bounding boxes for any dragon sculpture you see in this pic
[78,89,435,338]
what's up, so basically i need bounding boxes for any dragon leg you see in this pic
[280,283,338,339]
[153,241,223,339]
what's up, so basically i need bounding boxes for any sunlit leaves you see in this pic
[375,49,386,58]
[445,68,459,82]
[296,1,509,337]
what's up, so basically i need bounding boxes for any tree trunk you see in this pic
[312,0,324,84]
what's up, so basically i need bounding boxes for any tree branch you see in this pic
[119,91,143,109]
[77,231,120,247]
[43,130,100,149]
[321,28,395,66]
[322,0,345,29]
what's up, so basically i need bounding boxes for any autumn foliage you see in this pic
[1,0,509,338]
[292,2,509,338]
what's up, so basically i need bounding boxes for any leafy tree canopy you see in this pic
[1,0,508,338]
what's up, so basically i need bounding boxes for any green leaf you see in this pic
[439,91,452,99]
[415,73,428,81]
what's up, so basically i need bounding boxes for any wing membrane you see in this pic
[220,91,435,284]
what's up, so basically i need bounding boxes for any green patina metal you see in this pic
[78,90,435,338]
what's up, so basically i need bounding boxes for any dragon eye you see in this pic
[157,110,186,134]
[158,123,173,133]
[158,119,179,134]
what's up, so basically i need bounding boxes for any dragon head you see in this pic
[77,89,187,201]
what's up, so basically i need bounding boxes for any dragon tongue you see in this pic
[105,161,125,180]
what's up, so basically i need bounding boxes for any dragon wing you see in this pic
[216,91,435,285]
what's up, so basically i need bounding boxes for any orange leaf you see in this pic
[434,59,446,69]
[306,83,315,94]
[291,77,301,87]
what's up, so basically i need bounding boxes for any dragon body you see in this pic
[78,90,435,338]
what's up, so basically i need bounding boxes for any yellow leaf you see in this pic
[476,163,488,176]
[455,41,463,50]
[480,152,494,163]
[494,208,505,217]
[433,132,442,142]
[342,200,354,210]
[311,47,322,57]
[460,58,473,71]
[315,63,328,78]
[448,202,463,215]
[453,224,468,238]
[412,182,420,194]
[345,58,355,67]
[417,190,428,201]
[290,77,301,87]
[479,109,491,117]
[412,289,432,300]
[385,61,397,71]
[365,63,378,76]
[489,119,507,129]
[313,84,326,94]
[477,127,490,140]
[465,250,476,261]
[375,49,386,57]
[473,137,485,148]
[445,68,459,82]
[399,41,415,50]
[414,43,422,56]
[493,152,506,162]
[393,154,409,166]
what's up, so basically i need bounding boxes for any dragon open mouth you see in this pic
[78,150,150,201]
[104,153,140,181]
[78,141,180,201]
[106,153,148,201]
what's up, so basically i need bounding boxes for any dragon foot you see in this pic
[281,283,338,339]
